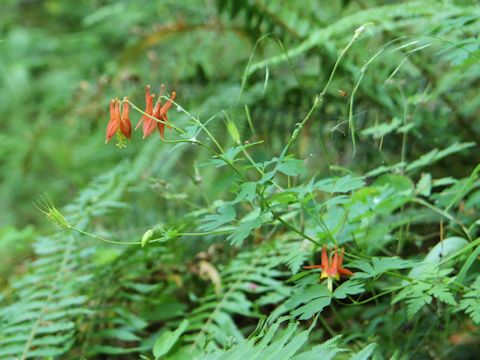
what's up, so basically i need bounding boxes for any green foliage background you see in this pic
[0,0,479,359]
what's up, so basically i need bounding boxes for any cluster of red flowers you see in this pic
[105,85,176,147]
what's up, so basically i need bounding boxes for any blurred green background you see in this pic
[1,0,479,281]
[0,0,479,358]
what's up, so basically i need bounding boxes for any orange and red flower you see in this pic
[105,84,176,145]
[136,85,176,139]
[156,89,176,139]
[304,246,353,291]
[135,85,155,138]
[105,97,131,147]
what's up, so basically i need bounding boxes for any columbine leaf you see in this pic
[350,257,417,279]
[277,157,306,177]
[315,175,365,193]
[233,182,257,203]
[371,257,418,275]
[200,204,236,231]
[361,117,402,139]
[292,297,332,320]
[415,173,432,196]
[333,280,364,299]
[285,284,332,320]
[227,209,262,245]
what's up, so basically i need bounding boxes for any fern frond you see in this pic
[195,317,345,360]
[0,163,139,359]
[168,235,309,356]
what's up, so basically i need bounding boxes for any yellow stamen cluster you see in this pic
[115,131,128,148]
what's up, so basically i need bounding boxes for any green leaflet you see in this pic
[153,320,189,359]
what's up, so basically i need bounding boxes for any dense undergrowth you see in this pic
[1,0,480,359]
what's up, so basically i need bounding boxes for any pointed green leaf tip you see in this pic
[141,229,154,248]
[153,319,189,359]
[226,119,241,144]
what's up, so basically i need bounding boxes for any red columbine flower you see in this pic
[120,98,132,138]
[136,85,156,138]
[304,246,353,291]
[156,89,176,139]
[136,84,176,139]
[105,97,131,147]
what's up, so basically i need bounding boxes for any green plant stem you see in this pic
[348,47,384,153]
[412,197,471,241]
[280,25,368,162]
[237,140,284,191]
[71,227,141,245]
[179,229,234,236]
[319,315,336,337]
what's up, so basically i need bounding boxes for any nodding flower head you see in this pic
[136,85,156,138]
[157,89,176,139]
[136,84,176,139]
[105,97,131,147]
[304,246,353,292]
[105,84,177,145]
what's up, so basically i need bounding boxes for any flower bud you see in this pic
[141,229,154,248]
